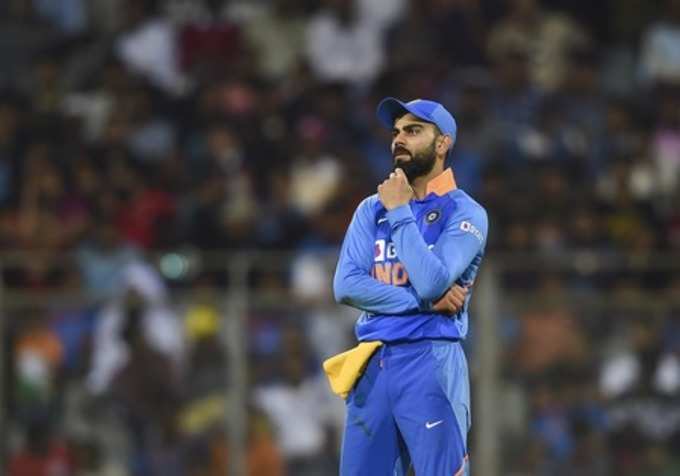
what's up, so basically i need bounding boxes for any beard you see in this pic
[393,140,437,182]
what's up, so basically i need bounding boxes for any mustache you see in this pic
[393,147,411,158]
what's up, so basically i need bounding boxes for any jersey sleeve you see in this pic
[333,196,422,314]
[387,200,488,303]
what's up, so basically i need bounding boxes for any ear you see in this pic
[437,135,453,156]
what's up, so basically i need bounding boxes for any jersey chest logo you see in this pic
[373,239,407,285]
[372,261,409,286]
[374,239,396,262]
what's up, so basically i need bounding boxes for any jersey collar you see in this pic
[425,168,457,196]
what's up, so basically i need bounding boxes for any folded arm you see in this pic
[387,203,488,303]
[333,197,422,314]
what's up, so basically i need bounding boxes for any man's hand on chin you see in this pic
[378,168,414,210]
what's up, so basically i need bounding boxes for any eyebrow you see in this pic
[392,121,428,133]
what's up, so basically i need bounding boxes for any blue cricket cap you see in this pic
[376,97,457,143]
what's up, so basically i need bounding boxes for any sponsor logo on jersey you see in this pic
[373,239,409,285]
[372,262,409,286]
[460,220,484,243]
[374,239,397,262]
[374,240,385,261]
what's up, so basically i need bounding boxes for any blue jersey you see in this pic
[333,168,488,343]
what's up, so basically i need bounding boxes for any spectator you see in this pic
[124,87,176,162]
[254,328,341,476]
[487,0,590,91]
[8,419,76,476]
[87,266,184,395]
[600,316,672,399]
[12,310,64,425]
[384,0,439,71]
[288,115,344,218]
[108,291,183,476]
[32,0,87,35]
[650,88,680,197]
[75,217,142,301]
[205,411,286,476]
[242,0,308,82]
[639,0,680,87]
[176,0,246,80]
[305,0,385,85]
[427,0,488,67]
[177,296,228,439]
[185,122,259,249]
[0,95,21,207]
[115,0,189,96]
[357,0,407,33]
[291,251,357,361]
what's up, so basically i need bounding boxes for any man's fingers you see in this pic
[433,295,455,315]
[394,168,410,183]
[449,286,467,302]
[445,292,460,309]
[441,300,456,315]
[448,286,468,310]
[432,286,469,315]
[444,293,460,310]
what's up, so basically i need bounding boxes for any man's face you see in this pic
[391,113,439,182]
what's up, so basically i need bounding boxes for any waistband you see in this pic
[376,338,460,357]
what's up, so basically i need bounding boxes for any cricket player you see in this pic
[331,98,488,475]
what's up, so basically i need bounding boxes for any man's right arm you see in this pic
[333,196,422,315]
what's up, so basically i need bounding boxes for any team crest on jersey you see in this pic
[426,210,441,224]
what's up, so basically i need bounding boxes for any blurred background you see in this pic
[0,0,679,475]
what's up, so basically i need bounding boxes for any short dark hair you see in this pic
[393,111,443,136]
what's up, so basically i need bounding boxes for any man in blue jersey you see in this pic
[332,98,488,475]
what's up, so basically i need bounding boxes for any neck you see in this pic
[411,163,445,200]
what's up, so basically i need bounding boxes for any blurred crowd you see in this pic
[1,0,680,474]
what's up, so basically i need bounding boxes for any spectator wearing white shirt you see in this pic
[115,0,189,96]
[305,0,385,86]
[87,263,184,395]
[254,328,343,476]
[639,0,680,86]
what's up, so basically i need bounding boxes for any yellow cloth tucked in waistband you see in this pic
[322,341,383,399]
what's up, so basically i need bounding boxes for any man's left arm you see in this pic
[387,204,488,303]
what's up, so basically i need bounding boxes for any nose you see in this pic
[392,134,406,152]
